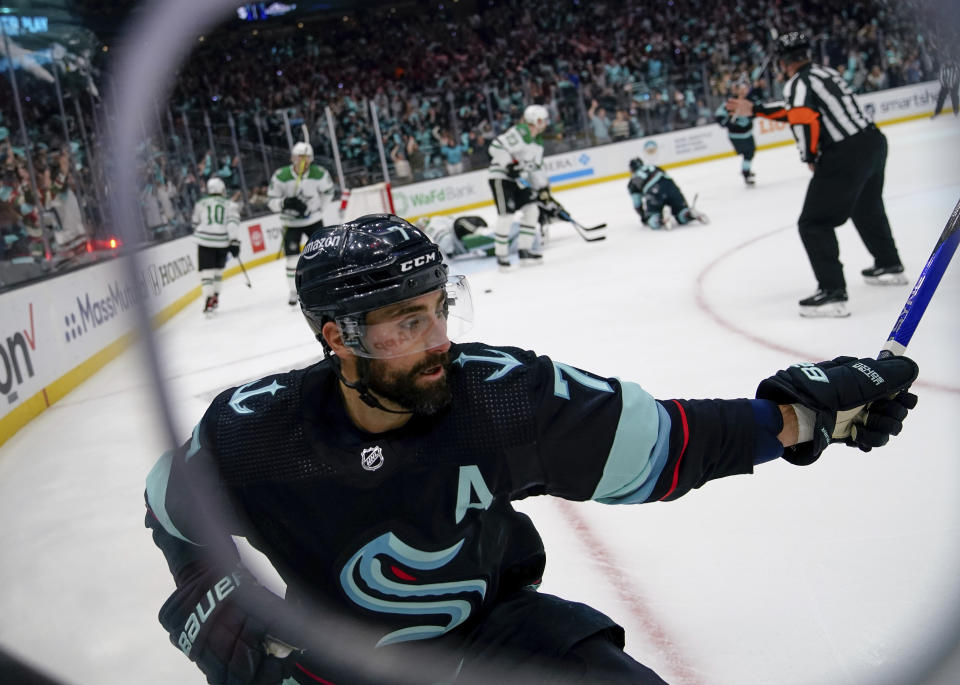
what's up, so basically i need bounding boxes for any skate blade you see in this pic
[519,259,544,267]
[864,274,909,286]
[497,263,514,272]
[799,302,850,318]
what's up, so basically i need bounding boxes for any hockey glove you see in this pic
[536,188,563,219]
[281,196,308,217]
[228,240,241,258]
[159,564,301,685]
[756,356,918,466]
[506,161,521,179]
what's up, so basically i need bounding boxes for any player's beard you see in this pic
[363,350,452,415]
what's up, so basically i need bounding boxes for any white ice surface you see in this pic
[1,117,958,685]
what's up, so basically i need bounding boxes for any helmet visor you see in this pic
[337,275,473,359]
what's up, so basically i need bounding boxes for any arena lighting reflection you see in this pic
[98,2,960,685]
[102,2,565,684]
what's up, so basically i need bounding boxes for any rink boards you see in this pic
[0,80,941,447]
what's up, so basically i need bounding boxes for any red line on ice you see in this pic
[555,499,704,685]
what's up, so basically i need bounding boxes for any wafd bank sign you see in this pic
[392,151,596,217]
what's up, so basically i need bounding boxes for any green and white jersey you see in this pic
[267,163,335,228]
[191,195,240,249]
[421,215,495,258]
[487,123,548,190]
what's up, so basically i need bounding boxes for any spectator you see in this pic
[406,135,425,180]
[390,143,412,183]
[587,100,612,144]
[610,110,631,141]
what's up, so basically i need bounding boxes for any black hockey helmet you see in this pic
[629,157,643,173]
[296,213,472,358]
[776,31,811,62]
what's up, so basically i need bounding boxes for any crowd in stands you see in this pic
[173,0,946,187]
[1,0,953,289]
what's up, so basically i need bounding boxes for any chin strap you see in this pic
[329,355,413,415]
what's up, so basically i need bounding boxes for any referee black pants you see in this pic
[797,126,902,291]
[934,80,959,116]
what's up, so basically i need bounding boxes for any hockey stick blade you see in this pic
[574,225,606,241]
[555,209,607,241]
[878,195,960,359]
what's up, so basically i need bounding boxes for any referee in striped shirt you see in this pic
[728,31,907,317]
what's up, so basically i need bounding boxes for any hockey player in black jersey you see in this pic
[715,79,762,185]
[145,214,919,685]
[627,157,708,229]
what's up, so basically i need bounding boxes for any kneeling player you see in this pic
[415,215,496,259]
[627,157,708,229]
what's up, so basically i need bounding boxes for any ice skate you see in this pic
[211,294,219,310]
[518,249,544,266]
[861,264,908,285]
[743,171,756,186]
[662,207,676,230]
[497,256,513,272]
[798,289,850,318]
[288,293,299,307]
[203,295,217,317]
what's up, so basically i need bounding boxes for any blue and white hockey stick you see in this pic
[878,196,960,359]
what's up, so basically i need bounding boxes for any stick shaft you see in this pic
[236,256,252,288]
[878,197,960,358]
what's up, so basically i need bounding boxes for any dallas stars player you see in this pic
[267,141,335,305]
[191,177,240,314]
[487,104,555,270]
[415,214,495,260]
[145,214,918,685]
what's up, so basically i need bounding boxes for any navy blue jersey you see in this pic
[716,87,762,138]
[627,162,671,199]
[146,341,764,651]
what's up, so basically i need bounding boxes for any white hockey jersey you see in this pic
[191,195,240,249]
[487,123,548,190]
[267,164,335,228]
[419,215,496,259]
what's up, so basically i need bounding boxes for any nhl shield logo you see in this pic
[360,446,385,471]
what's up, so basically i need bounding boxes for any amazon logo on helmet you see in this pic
[295,214,447,344]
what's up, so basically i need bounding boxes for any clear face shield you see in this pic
[336,276,473,359]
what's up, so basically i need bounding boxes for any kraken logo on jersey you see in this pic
[360,445,385,471]
[228,379,286,415]
[453,348,522,381]
[339,531,487,647]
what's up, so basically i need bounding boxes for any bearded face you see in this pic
[361,349,453,415]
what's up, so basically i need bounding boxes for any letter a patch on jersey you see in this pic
[454,465,493,524]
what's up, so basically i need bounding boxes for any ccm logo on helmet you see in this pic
[400,252,438,272]
[302,234,342,259]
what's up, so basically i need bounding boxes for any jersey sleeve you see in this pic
[144,407,245,581]
[307,167,335,215]
[781,78,821,163]
[226,201,241,241]
[488,135,516,175]
[715,103,731,127]
[266,170,284,214]
[514,355,778,504]
[191,200,202,229]
[524,146,548,190]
